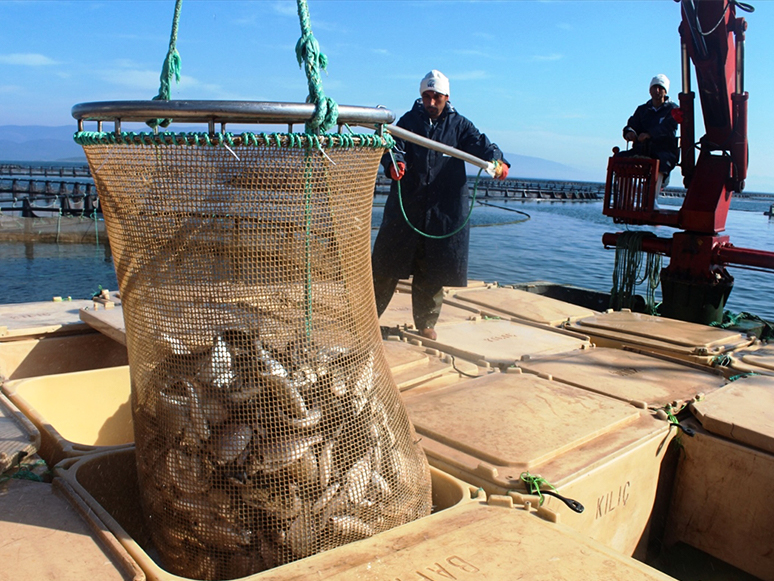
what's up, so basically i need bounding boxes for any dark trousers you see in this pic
[373,240,444,330]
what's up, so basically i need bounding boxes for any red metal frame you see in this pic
[602,0,774,323]
[603,156,679,227]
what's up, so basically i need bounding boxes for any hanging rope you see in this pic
[396,168,484,239]
[147,0,183,129]
[295,0,338,133]
[141,0,342,134]
[610,230,661,314]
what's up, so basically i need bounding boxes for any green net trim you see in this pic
[73,131,394,150]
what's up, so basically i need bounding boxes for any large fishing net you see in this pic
[78,133,432,579]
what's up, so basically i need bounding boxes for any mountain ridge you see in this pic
[0,125,599,182]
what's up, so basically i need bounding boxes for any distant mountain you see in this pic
[0,125,599,182]
[0,125,85,162]
[466,152,600,183]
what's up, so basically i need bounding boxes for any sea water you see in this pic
[1,196,773,321]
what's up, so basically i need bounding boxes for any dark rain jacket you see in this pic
[372,99,508,287]
[622,98,680,173]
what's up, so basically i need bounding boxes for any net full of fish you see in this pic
[78,142,433,580]
[133,327,432,579]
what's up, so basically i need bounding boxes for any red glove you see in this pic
[390,161,406,181]
[671,107,684,123]
[494,160,509,181]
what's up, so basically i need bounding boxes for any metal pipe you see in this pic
[602,232,774,273]
[602,233,673,256]
[375,124,496,175]
[72,101,396,126]
[715,243,774,271]
[681,36,692,95]
[735,19,745,94]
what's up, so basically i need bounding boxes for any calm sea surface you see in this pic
[2,195,773,321]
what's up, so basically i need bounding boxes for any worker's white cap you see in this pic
[420,70,450,97]
[650,74,670,94]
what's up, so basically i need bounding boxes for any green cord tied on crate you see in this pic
[519,472,584,513]
[661,403,695,438]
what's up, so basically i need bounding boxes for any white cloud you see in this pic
[100,69,160,91]
[452,70,488,81]
[272,1,297,17]
[531,53,563,62]
[452,49,493,59]
[0,53,59,66]
[0,85,22,94]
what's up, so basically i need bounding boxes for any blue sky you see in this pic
[3,0,774,192]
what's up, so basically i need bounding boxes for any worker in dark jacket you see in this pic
[372,70,509,340]
[619,73,681,187]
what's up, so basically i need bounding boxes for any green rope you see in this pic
[396,168,484,240]
[303,148,314,340]
[147,0,183,129]
[520,471,555,506]
[711,353,732,367]
[93,208,99,246]
[610,230,661,314]
[0,456,47,484]
[711,309,774,342]
[295,0,338,133]
[74,131,393,149]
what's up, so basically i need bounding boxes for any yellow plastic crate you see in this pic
[402,368,677,557]
[55,447,482,581]
[665,375,774,581]
[3,365,133,465]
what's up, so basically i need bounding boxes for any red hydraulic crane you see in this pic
[602,0,774,324]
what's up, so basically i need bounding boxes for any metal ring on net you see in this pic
[73,100,433,581]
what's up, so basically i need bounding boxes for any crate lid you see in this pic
[565,310,752,355]
[269,494,676,580]
[518,347,728,409]
[1,292,121,340]
[396,278,488,293]
[0,479,143,580]
[449,286,596,326]
[689,374,774,453]
[382,337,477,390]
[403,371,659,490]
[79,304,127,346]
[379,291,479,329]
[729,342,774,374]
[0,392,40,473]
[408,318,591,367]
